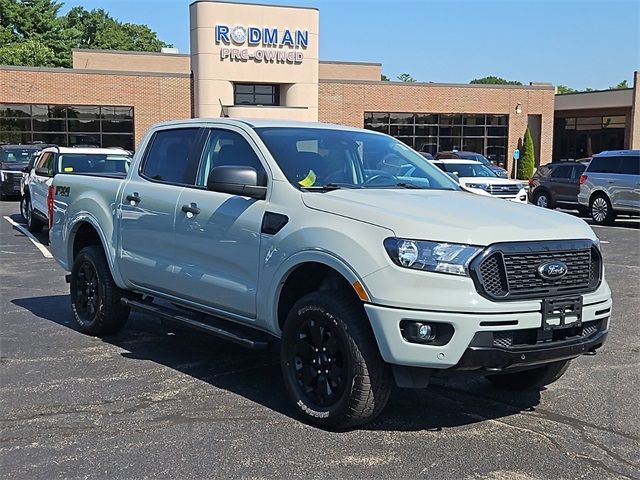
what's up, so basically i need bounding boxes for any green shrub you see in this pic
[517,127,536,180]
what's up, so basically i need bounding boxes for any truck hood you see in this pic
[301,189,597,246]
[0,162,28,171]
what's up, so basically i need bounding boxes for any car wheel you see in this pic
[70,245,130,336]
[590,194,616,225]
[25,196,44,233]
[280,291,392,429]
[534,190,553,209]
[19,196,28,222]
[485,360,571,390]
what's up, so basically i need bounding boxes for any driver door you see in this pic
[171,127,268,319]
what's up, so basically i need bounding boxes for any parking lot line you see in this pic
[3,216,53,258]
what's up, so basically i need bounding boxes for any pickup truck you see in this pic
[50,119,612,429]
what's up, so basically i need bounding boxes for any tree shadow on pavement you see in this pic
[13,294,541,432]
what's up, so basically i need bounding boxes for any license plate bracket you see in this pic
[542,296,583,330]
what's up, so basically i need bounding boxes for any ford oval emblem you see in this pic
[538,261,568,281]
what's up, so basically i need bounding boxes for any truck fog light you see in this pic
[418,324,434,340]
[402,321,437,343]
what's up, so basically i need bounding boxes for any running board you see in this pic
[121,297,271,350]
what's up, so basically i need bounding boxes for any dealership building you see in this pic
[1,0,638,173]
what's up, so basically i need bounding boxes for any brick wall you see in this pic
[318,80,556,172]
[0,66,192,149]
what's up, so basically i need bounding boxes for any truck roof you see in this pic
[150,117,377,134]
[40,146,131,155]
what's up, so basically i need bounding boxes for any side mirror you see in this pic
[207,165,267,200]
[35,167,50,177]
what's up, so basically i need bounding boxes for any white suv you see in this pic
[431,159,528,203]
[22,146,131,232]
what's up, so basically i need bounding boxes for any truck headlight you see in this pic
[0,171,7,182]
[384,238,482,276]
[466,182,490,190]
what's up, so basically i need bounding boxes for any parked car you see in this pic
[50,119,611,429]
[0,144,46,199]
[22,146,131,232]
[435,151,509,178]
[431,159,527,203]
[529,160,590,213]
[578,150,640,225]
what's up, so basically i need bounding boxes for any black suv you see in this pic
[435,151,508,178]
[528,160,590,213]
[0,144,47,199]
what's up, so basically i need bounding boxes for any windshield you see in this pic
[1,148,39,164]
[255,127,460,190]
[57,153,131,174]
[442,162,497,178]
[458,152,493,167]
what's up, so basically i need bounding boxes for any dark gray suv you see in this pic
[578,150,640,225]
[529,160,589,213]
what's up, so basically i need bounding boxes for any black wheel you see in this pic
[280,291,392,429]
[24,196,44,233]
[19,196,28,222]
[590,194,616,225]
[486,360,571,390]
[533,190,553,209]
[70,246,129,336]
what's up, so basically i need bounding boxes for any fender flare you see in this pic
[263,249,370,334]
[66,213,126,288]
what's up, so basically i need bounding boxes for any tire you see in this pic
[280,291,392,429]
[485,360,571,391]
[70,245,130,336]
[533,190,553,209]
[19,195,28,222]
[24,196,44,233]
[590,194,616,225]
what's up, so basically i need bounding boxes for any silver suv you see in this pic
[578,150,640,225]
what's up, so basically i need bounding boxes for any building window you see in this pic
[0,103,134,151]
[234,84,280,106]
[553,115,626,160]
[364,113,509,168]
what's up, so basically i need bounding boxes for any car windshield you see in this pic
[442,162,497,178]
[58,153,132,174]
[255,127,460,190]
[458,152,495,167]
[1,148,39,163]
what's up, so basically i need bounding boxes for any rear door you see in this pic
[118,127,201,293]
[547,165,573,203]
[171,126,268,318]
[567,164,587,204]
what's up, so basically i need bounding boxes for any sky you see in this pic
[60,0,640,90]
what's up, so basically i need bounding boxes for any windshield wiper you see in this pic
[395,182,422,189]
[301,183,342,192]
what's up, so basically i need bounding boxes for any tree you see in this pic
[609,80,629,90]
[397,73,416,82]
[380,73,389,81]
[556,85,577,94]
[517,127,536,180]
[0,0,171,68]
[470,76,522,85]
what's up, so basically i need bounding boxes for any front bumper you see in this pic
[364,285,612,369]
[0,178,21,195]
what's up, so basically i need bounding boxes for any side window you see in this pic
[141,128,199,184]
[588,156,621,174]
[550,165,571,178]
[36,152,54,176]
[571,164,586,179]
[196,129,266,187]
[617,155,640,175]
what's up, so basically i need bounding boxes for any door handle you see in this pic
[606,180,615,184]
[126,193,141,203]
[181,203,200,215]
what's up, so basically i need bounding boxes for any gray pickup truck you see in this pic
[50,119,612,429]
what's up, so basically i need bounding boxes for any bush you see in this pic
[517,128,536,180]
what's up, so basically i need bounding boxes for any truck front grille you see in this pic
[471,240,602,300]
[488,184,520,196]
[489,319,604,349]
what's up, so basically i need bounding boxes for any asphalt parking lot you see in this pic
[1,199,639,480]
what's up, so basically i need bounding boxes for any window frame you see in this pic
[233,84,280,107]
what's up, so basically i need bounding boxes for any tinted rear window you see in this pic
[58,153,131,174]
[588,155,640,175]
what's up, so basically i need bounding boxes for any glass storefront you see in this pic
[553,115,626,160]
[0,104,135,151]
[364,112,509,168]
